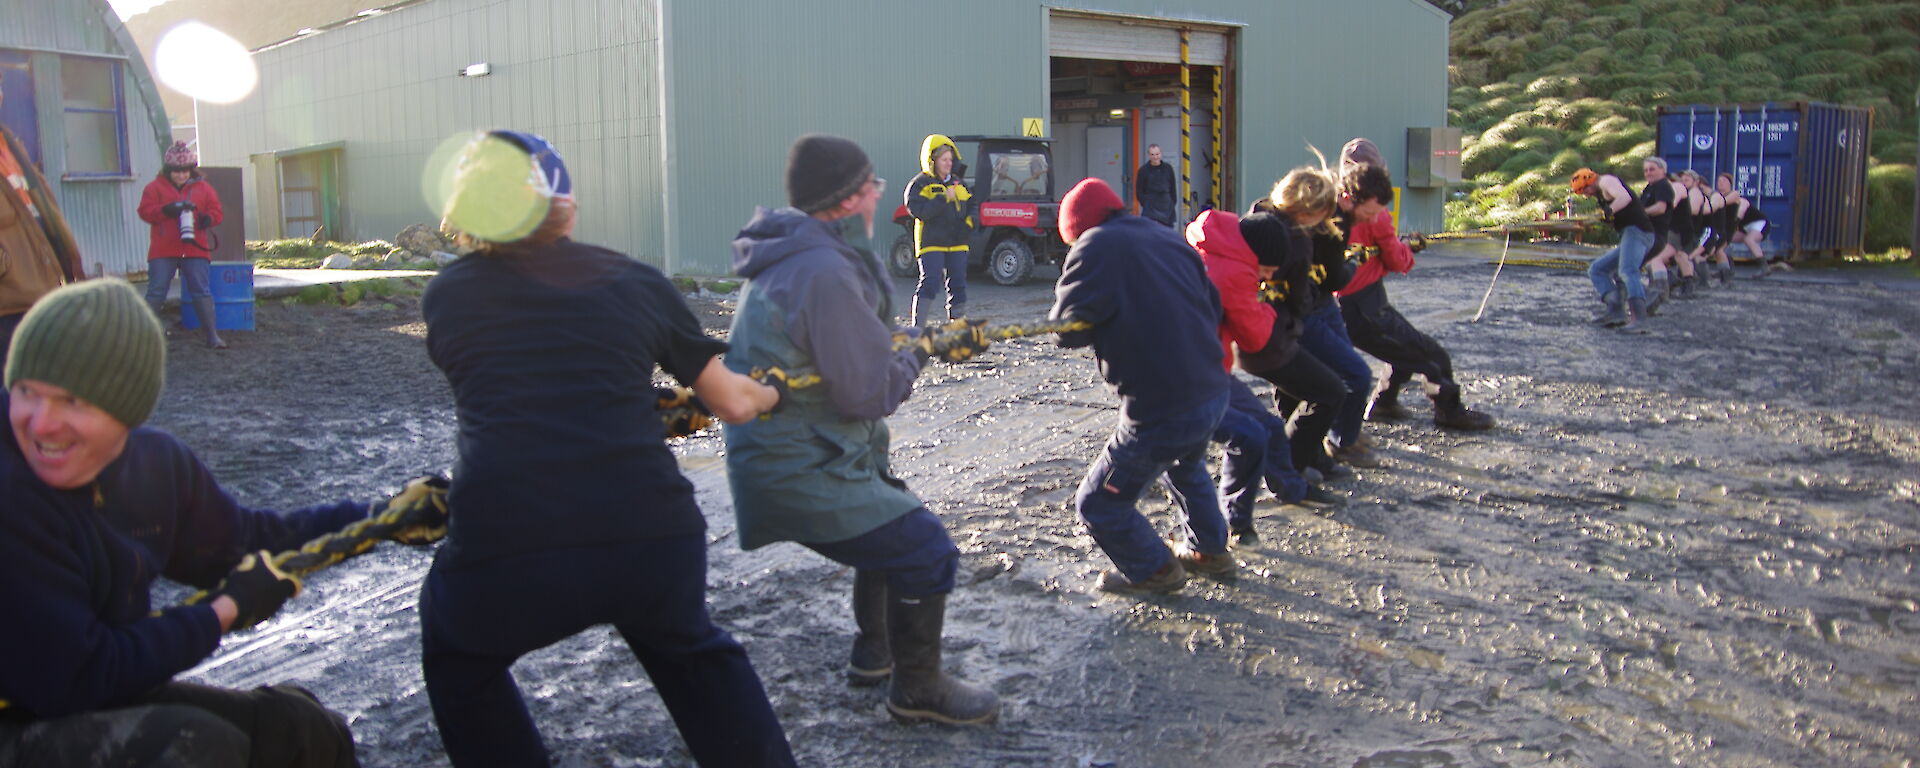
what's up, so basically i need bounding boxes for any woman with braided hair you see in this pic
[419,130,793,766]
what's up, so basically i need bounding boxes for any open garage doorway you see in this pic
[1048,11,1238,226]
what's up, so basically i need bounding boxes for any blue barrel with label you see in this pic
[1657,101,1871,260]
[181,261,256,331]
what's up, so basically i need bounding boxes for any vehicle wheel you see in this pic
[989,239,1035,286]
[889,234,916,278]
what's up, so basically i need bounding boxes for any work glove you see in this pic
[917,318,992,363]
[1258,280,1289,304]
[372,473,452,545]
[161,201,195,216]
[1404,232,1428,253]
[214,550,302,631]
[1344,244,1379,264]
[754,368,792,414]
[656,386,716,437]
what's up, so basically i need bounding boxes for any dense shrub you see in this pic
[1446,0,1920,238]
[1864,164,1915,253]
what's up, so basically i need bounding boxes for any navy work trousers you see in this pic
[420,534,794,768]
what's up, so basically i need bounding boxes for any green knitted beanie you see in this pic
[5,278,166,428]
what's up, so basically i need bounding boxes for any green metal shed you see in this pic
[199,0,1450,276]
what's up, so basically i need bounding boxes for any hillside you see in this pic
[1446,0,1918,250]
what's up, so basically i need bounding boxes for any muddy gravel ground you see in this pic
[145,241,1919,768]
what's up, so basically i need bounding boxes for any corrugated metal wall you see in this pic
[666,0,1451,274]
[1,0,169,277]
[200,0,1447,275]
[198,0,668,266]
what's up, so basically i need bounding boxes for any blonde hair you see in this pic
[1265,143,1340,237]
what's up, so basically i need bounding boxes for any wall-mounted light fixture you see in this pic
[460,62,491,77]
[1108,108,1127,119]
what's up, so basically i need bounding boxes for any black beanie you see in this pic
[787,134,873,213]
[1239,211,1292,268]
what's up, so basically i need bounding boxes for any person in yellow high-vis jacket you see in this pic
[904,134,973,325]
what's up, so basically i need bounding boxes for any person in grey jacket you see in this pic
[724,134,999,726]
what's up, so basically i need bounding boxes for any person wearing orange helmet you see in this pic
[1571,168,1655,334]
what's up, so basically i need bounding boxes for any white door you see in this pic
[1086,125,1127,202]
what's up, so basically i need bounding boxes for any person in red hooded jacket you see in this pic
[136,141,226,349]
[1333,139,1493,430]
[1185,209,1340,544]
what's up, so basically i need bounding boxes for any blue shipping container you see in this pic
[1656,102,1870,259]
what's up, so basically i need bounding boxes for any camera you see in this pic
[178,208,196,243]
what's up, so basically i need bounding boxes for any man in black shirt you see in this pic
[1133,144,1178,228]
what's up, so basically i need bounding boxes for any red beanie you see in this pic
[1059,177,1125,244]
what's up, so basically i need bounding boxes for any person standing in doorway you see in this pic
[905,134,974,326]
[137,141,226,349]
[0,77,84,366]
[1134,144,1178,228]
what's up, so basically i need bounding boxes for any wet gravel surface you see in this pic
[147,243,1920,767]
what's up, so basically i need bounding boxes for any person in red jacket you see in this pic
[1334,139,1493,430]
[137,141,226,349]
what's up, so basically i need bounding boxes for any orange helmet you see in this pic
[1570,168,1598,195]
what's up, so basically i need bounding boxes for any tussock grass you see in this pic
[1447,0,1919,253]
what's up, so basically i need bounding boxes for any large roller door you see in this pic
[1048,12,1229,65]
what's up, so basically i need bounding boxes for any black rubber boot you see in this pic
[885,593,1000,725]
[1645,274,1668,316]
[1620,297,1651,335]
[848,570,891,686]
[1675,273,1699,300]
[1592,290,1626,327]
[1429,384,1494,431]
[948,302,967,322]
[1366,380,1412,422]
[1717,262,1734,287]
[192,296,227,349]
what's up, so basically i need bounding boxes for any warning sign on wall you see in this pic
[1022,118,1044,137]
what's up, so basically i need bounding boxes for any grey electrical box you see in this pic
[1406,127,1462,188]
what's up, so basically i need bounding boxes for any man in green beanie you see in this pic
[0,279,433,767]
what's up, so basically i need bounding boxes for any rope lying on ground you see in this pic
[659,317,1093,437]
[180,477,451,609]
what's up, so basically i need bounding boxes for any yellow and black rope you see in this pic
[179,478,450,609]
[658,317,1094,436]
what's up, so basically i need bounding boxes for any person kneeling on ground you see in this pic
[1332,140,1494,431]
[726,134,999,726]
[0,279,397,767]
[1050,177,1236,594]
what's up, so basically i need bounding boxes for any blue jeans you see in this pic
[1214,378,1309,530]
[144,257,212,304]
[1296,302,1371,450]
[914,249,969,314]
[805,507,961,598]
[1589,226,1652,301]
[421,535,794,767]
[1074,391,1230,582]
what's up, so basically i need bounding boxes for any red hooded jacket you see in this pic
[136,173,223,260]
[1185,209,1273,374]
[1335,208,1413,296]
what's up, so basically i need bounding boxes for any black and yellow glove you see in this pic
[918,318,992,363]
[1258,280,1289,304]
[1345,244,1380,264]
[657,386,716,437]
[1404,232,1428,253]
[753,367,792,414]
[373,473,451,546]
[214,550,302,631]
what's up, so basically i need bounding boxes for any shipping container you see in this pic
[1656,102,1871,260]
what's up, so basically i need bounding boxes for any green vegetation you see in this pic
[1448,0,1917,255]
[285,277,430,307]
[247,239,438,269]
